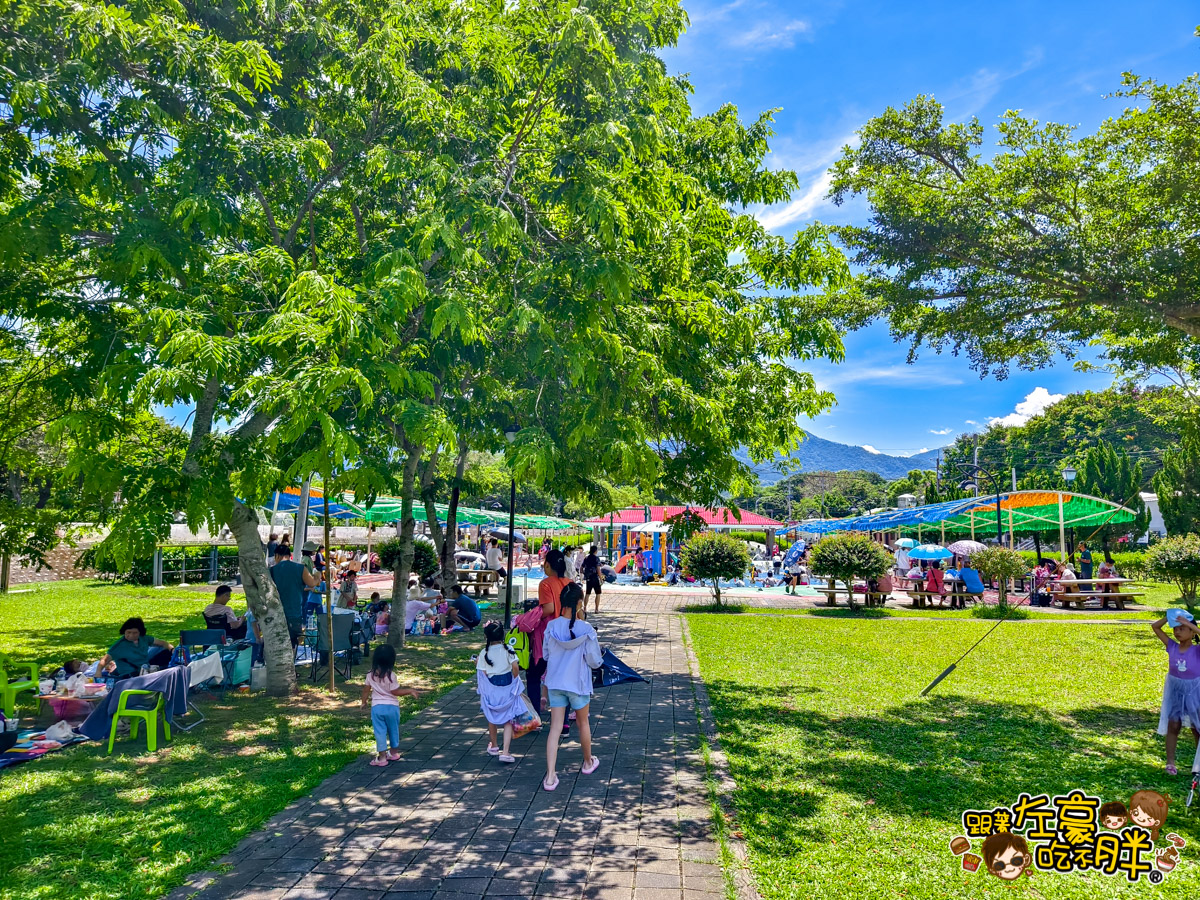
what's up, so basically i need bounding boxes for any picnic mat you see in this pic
[0,729,88,770]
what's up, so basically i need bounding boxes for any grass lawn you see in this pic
[0,580,478,900]
[686,613,1200,899]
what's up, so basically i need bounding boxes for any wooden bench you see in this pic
[818,588,891,609]
[907,590,940,609]
[945,589,983,609]
[1055,591,1145,611]
[456,568,499,598]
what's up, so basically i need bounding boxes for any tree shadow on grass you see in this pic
[704,679,1200,859]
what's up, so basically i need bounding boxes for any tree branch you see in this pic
[182,375,221,477]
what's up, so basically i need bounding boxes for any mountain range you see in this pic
[740,433,944,484]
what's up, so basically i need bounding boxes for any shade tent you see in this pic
[266,487,362,520]
[267,489,580,531]
[803,491,1139,539]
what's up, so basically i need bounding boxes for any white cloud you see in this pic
[861,445,881,455]
[728,18,811,49]
[986,387,1066,428]
[929,428,953,436]
[964,419,980,426]
[812,365,964,391]
[908,448,930,456]
[757,170,833,232]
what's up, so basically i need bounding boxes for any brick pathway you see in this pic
[168,613,725,900]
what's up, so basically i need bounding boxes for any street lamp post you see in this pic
[956,462,1003,543]
[504,427,518,629]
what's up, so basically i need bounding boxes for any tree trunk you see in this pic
[387,446,423,650]
[712,581,722,607]
[228,499,296,695]
[437,445,469,592]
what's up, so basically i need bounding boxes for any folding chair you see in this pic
[310,614,355,683]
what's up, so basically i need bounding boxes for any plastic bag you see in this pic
[45,720,75,743]
[510,694,542,739]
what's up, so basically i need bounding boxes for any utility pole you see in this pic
[972,436,980,497]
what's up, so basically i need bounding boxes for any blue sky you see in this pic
[661,0,1199,456]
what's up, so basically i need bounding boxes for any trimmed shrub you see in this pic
[809,534,893,608]
[680,532,752,607]
[1147,534,1200,611]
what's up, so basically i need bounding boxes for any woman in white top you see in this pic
[541,583,603,791]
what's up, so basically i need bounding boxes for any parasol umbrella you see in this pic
[947,540,987,557]
[907,544,953,561]
[592,648,648,688]
[894,538,919,549]
[489,528,526,543]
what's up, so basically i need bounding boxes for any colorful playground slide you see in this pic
[613,552,635,573]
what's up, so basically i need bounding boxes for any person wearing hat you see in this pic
[271,543,320,651]
[1153,609,1200,774]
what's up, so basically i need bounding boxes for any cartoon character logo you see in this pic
[1156,846,1180,872]
[1129,790,1169,841]
[981,832,1031,881]
[1099,800,1128,830]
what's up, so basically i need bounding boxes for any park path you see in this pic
[167,612,726,900]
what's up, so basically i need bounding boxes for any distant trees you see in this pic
[1155,431,1200,536]
[812,71,1200,378]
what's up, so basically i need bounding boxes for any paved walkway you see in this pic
[168,613,724,900]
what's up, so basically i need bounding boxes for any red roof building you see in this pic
[583,506,784,529]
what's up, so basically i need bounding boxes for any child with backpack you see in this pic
[542,583,603,791]
[360,644,423,767]
[477,622,525,763]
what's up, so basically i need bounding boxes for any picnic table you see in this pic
[815,586,891,608]
[1050,577,1144,610]
[457,568,499,598]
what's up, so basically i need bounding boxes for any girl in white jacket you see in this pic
[541,582,603,790]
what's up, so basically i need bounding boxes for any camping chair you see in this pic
[202,613,248,641]
[1,652,38,718]
[107,688,171,753]
[310,614,355,683]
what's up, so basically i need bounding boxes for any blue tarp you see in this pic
[266,490,363,520]
[797,495,1011,535]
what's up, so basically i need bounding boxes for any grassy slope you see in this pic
[0,581,477,900]
[687,613,1200,900]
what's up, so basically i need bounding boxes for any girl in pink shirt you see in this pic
[360,645,422,767]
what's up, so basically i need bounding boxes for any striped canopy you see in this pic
[802,491,1138,536]
[270,490,581,531]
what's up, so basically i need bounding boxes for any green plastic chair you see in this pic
[107,689,171,753]
[0,652,37,718]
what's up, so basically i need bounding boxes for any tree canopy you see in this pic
[813,69,1200,378]
[2,0,846,677]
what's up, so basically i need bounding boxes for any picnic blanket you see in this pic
[0,729,88,769]
[79,666,189,742]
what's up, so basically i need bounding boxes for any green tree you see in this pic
[1155,431,1200,536]
[809,534,893,609]
[1147,534,1200,611]
[1075,440,1148,545]
[971,546,1029,611]
[679,532,752,608]
[814,70,1200,377]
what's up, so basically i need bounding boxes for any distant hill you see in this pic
[740,433,944,484]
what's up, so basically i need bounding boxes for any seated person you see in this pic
[925,561,946,603]
[97,618,173,680]
[374,602,390,636]
[600,564,618,584]
[666,565,680,586]
[1049,560,1079,598]
[958,563,985,595]
[204,584,248,639]
[445,585,481,631]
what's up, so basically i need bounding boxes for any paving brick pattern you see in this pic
[167,613,724,900]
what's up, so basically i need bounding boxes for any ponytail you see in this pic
[482,621,505,668]
[559,582,583,640]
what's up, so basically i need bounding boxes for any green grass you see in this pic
[686,613,1200,899]
[0,580,478,900]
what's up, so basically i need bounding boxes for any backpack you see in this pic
[506,627,531,670]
